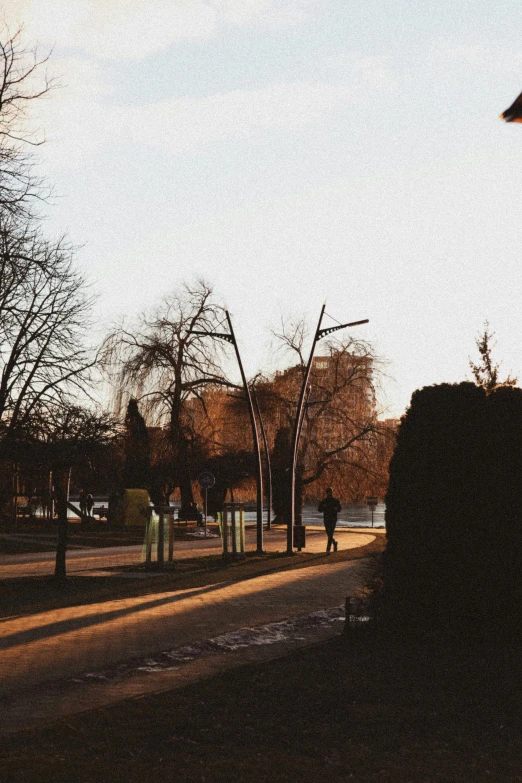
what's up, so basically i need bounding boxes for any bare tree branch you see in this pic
[0,216,95,435]
[0,24,55,219]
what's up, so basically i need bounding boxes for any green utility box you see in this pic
[120,488,150,527]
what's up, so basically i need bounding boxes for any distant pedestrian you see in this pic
[86,493,94,518]
[318,487,341,553]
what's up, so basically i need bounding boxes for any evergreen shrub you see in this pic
[383,382,522,637]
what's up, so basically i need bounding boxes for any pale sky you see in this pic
[5,0,522,416]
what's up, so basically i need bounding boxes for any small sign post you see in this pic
[198,471,215,538]
[366,496,378,528]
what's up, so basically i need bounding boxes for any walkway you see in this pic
[0,525,372,578]
[0,529,381,732]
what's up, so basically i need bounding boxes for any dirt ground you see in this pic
[2,625,522,782]
[2,528,520,782]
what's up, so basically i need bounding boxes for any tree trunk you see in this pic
[271,426,293,525]
[54,467,71,583]
[170,398,194,515]
[179,465,194,513]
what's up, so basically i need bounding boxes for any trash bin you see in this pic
[293,524,306,550]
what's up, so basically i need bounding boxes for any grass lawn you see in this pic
[0,536,57,554]
[0,521,183,553]
[2,626,521,782]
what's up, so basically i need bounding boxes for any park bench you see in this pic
[176,509,203,526]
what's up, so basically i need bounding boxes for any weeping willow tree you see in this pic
[102,280,234,511]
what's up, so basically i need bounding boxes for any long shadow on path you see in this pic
[0,557,373,654]
[0,581,234,651]
[0,534,382,622]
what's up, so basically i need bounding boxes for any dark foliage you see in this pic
[383,382,522,636]
[122,399,151,491]
[202,450,256,516]
[270,426,291,525]
[270,426,303,525]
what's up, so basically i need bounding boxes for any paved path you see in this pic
[0,525,370,578]
[0,529,380,732]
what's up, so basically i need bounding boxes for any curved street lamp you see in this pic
[190,310,264,553]
[287,303,369,553]
[252,387,272,531]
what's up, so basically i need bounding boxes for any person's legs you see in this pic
[330,521,338,551]
[324,519,336,551]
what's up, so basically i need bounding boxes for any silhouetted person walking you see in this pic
[318,487,341,553]
[86,493,94,519]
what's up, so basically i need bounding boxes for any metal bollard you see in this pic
[145,509,152,569]
[168,512,174,563]
[157,509,164,567]
[231,506,237,558]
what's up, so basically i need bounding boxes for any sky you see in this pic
[4,0,522,417]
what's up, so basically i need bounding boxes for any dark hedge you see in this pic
[383,382,522,637]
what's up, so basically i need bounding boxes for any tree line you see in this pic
[111,310,394,520]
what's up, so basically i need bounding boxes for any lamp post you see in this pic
[252,387,273,531]
[287,304,369,553]
[190,310,264,553]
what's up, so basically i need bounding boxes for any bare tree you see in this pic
[0,26,97,530]
[0,24,54,218]
[0,216,95,436]
[102,280,235,510]
[469,321,517,394]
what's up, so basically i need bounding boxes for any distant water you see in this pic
[60,499,386,528]
[243,503,386,529]
[303,502,385,529]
